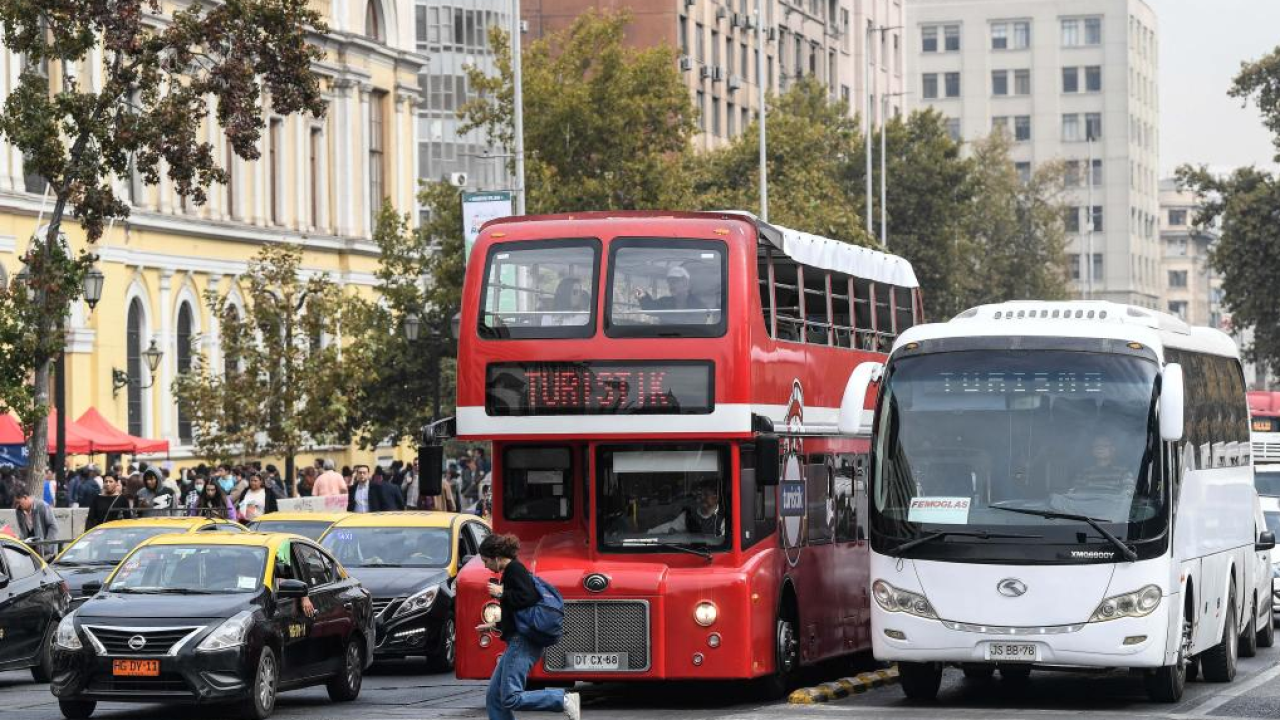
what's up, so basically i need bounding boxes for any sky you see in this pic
[1157,0,1280,176]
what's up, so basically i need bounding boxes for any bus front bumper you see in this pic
[871,601,1174,669]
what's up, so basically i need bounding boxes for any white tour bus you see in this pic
[838,301,1274,703]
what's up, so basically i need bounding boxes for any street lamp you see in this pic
[112,338,164,397]
[404,312,422,343]
[82,265,104,309]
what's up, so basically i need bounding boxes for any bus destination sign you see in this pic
[1254,418,1278,433]
[486,361,714,416]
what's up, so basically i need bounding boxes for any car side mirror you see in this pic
[0,571,9,589]
[1160,363,1185,442]
[276,579,309,600]
[1257,531,1276,552]
[81,580,102,596]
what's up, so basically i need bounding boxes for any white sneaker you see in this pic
[563,691,581,720]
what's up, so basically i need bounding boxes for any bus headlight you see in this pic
[55,614,82,650]
[872,580,937,619]
[482,602,502,625]
[694,601,718,627]
[1090,585,1162,622]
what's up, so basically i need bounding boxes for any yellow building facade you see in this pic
[0,0,425,471]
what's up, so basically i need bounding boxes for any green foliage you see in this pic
[0,0,326,487]
[462,10,697,212]
[172,244,367,470]
[1175,165,1280,378]
[1231,47,1280,162]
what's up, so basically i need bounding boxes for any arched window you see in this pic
[364,0,383,42]
[177,303,194,444]
[127,298,144,436]
[223,304,241,378]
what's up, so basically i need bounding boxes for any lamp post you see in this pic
[49,262,104,490]
[111,338,165,397]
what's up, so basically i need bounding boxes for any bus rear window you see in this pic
[606,239,726,338]
[503,447,573,521]
[479,240,600,339]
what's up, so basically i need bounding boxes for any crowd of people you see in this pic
[0,446,494,552]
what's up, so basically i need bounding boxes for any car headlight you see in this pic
[694,601,718,627]
[872,580,937,619]
[196,610,255,652]
[393,585,440,619]
[1090,585,1162,622]
[55,614,82,650]
[482,602,502,625]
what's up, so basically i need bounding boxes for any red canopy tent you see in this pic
[0,414,22,445]
[44,410,105,454]
[75,408,169,455]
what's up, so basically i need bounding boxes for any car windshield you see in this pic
[56,526,187,565]
[249,520,332,541]
[321,527,452,568]
[1256,469,1280,498]
[108,545,267,593]
[872,350,1165,552]
[607,241,725,336]
[479,240,599,339]
[597,445,730,553]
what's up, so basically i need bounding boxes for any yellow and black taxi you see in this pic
[0,535,70,682]
[319,512,489,671]
[246,511,350,541]
[52,517,246,607]
[50,533,373,720]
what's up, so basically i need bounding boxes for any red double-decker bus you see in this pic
[449,211,921,694]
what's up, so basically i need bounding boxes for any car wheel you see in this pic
[327,637,365,702]
[58,699,96,719]
[1258,606,1276,648]
[427,619,456,673]
[238,646,280,720]
[898,661,943,700]
[1201,588,1237,683]
[1240,600,1258,658]
[31,621,56,683]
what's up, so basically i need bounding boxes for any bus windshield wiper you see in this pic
[894,529,1041,555]
[620,538,713,561]
[989,504,1138,562]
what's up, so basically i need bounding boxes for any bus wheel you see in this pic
[756,615,798,700]
[898,662,942,701]
[1239,600,1258,658]
[1201,586,1237,683]
[1145,607,1191,702]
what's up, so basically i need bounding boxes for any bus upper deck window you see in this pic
[478,239,601,340]
[607,239,727,338]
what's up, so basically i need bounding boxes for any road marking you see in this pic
[1175,661,1280,717]
[788,667,899,704]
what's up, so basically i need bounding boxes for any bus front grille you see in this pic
[542,600,650,672]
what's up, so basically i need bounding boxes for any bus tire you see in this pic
[1239,599,1258,658]
[898,661,942,701]
[1201,587,1237,683]
[756,613,799,700]
[1145,599,1191,703]
[1258,607,1275,648]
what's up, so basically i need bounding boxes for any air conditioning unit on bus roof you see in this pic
[954,301,1192,335]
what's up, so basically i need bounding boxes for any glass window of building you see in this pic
[992,70,1008,96]
[1086,66,1102,92]
[944,72,960,97]
[1014,69,1030,95]
[922,73,938,99]
[944,25,960,51]
[1014,115,1031,142]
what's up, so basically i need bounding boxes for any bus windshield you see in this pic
[872,350,1166,557]
[607,240,725,337]
[597,444,730,554]
[1257,467,1280,497]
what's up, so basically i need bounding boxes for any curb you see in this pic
[788,666,899,704]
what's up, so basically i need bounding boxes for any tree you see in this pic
[957,130,1070,310]
[1231,46,1280,162]
[0,0,325,491]
[173,244,366,485]
[461,10,697,213]
[692,78,871,244]
[1175,165,1280,380]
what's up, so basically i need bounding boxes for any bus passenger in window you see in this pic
[633,266,709,323]
[541,277,590,326]
[650,481,725,537]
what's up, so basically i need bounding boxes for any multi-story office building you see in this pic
[0,0,424,465]
[908,0,1160,307]
[521,0,906,150]
[1158,178,1220,327]
[414,1,513,201]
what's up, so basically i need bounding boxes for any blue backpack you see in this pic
[514,576,565,647]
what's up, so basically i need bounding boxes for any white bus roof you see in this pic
[895,300,1239,360]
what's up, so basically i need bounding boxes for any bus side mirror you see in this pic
[1257,531,1276,552]
[1160,363,1185,442]
[837,362,884,437]
[757,436,780,487]
[419,445,444,497]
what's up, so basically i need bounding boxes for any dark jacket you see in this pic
[346,479,405,513]
[497,559,540,640]
[86,494,135,530]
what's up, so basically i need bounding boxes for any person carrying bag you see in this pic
[477,533,579,720]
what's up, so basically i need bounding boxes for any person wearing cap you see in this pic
[633,265,709,323]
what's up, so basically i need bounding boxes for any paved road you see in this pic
[2,644,1277,720]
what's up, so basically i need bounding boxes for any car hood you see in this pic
[344,567,450,599]
[75,591,261,624]
[53,565,113,593]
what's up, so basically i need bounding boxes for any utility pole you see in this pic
[1086,137,1095,300]
[757,0,768,221]
[511,0,527,215]
[865,23,901,238]
[879,91,907,250]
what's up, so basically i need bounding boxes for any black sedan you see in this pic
[50,532,373,719]
[0,536,70,681]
